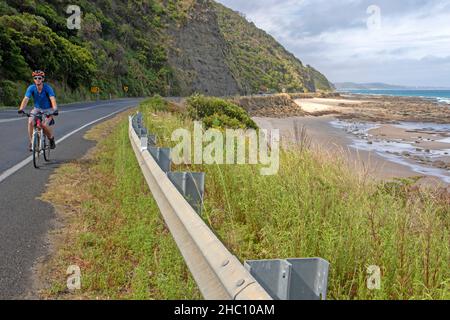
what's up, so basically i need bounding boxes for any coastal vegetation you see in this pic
[143,97,449,300]
[187,94,258,130]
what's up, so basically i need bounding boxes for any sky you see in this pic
[217,0,450,87]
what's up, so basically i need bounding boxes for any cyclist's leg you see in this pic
[27,108,39,151]
[27,117,33,142]
[42,116,54,139]
[42,116,56,149]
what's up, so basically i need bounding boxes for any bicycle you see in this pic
[21,110,58,168]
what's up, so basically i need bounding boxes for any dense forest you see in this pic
[0,0,332,106]
[0,0,176,105]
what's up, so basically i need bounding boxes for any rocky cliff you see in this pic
[166,1,240,96]
[166,0,333,96]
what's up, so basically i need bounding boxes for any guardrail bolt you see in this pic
[236,279,245,287]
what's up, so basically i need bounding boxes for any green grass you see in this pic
[41,111,201,300]
[139,98,449,300]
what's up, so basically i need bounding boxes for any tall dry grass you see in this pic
[140,97,449,300]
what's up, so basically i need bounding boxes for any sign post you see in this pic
[91,86,100,100]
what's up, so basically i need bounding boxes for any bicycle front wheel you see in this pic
[32,130,40,168]
[43,136,50,162]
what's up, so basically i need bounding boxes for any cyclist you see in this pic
[18,70,59,151]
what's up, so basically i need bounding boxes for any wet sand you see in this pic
[368,124,450,151]
[253,116,427,182]
[294,94,450,123]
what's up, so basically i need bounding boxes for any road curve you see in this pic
[0,98,141,299]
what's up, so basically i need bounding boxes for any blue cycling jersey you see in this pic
[25,84,55,110]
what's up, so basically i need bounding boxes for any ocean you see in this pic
[340,89,450,104]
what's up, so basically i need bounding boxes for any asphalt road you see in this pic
[0,98,141,299]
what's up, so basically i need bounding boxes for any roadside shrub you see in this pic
[0,80,20,106]
[187,94,257,129]
[140,94,168,112]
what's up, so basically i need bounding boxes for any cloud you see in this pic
[217,0,450,86]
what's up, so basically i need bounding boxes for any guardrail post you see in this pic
[135,112,143,125]
[136,128,148,151]
[148,134,157,147]
[244,258,329,300]
[167,172,205,214]
[147,147,172,173]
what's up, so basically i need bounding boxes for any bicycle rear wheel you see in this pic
[32,131,40,168]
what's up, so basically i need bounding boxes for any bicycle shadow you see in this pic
[34,159,72,171]
[35,157,98,171]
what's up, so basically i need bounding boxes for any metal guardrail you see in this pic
[129,112,330,300]
[129,114,272,300]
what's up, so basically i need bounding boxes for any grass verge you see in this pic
[37,109,201,299]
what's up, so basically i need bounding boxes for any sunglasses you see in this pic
[33,77,44,80]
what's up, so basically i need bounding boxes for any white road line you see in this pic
[0,118,24,124]
[0,103,116,124]
[0,105,132,184]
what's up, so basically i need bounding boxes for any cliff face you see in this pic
[166,0,333,96]
[166,0,240,96]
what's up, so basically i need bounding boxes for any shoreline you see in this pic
[254,116,433,182]
[339,91,450,106]
[252,94,450,186]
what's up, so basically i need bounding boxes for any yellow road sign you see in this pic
[123,86,129,93]
[91,86,100,94]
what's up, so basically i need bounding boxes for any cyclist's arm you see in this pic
[18,97,29,112]
[50,96,57,110]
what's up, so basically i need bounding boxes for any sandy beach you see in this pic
[293,98,367,113]
[252,94,450,186]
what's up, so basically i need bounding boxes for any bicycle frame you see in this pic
[27,110,53,167]
[31,112,50,151]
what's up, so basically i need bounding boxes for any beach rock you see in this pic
[433,161,446,169]
[425,149,431,153]
[402,152,411,157]
[367,141,373,145]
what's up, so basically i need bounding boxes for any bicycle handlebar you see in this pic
[20,110,58,117]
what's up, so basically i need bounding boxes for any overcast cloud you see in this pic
[217,0,450,87]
